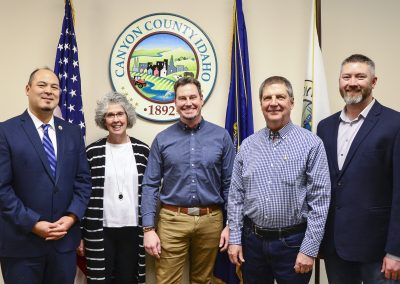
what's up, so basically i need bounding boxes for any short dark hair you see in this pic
[28,67,57,86]
[341,54,375,76]
[259,76,293,101]
[173,77,202,97]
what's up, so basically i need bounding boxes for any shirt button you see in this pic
[192,180,195,183]
[192,196,196,198]
[191,148,194,151]
[264,215,268,219]
[191,164,194,167]
[270,163,273,167]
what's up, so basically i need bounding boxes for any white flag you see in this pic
[301,0,330,133]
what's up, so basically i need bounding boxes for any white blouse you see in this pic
[103,141,139,227]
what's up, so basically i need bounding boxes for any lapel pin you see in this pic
[58,125,63,131]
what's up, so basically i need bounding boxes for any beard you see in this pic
[340,86,372,105]
[41,106,55,112]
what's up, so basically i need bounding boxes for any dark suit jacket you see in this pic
[0,110,92,257]
[317,101,400,262]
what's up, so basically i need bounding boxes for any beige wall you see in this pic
[1,0,400,283]
[2,0,400,142]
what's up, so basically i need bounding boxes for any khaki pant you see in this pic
[156,207,223,284]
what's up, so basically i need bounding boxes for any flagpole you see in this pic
[315,0,321,283]
[316,0,321,48]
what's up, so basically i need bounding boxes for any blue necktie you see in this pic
[41,124,57,177]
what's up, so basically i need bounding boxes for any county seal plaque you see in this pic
[109,13,218,122]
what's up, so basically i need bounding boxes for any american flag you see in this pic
[54,0,85,137]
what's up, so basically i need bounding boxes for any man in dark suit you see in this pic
[317,54,400,283]
[0,67,92,284]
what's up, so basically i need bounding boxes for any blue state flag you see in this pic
[224,0,254,153]
[54,0,86,138]
[214,1,253,283]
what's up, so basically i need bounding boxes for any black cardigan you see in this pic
[83,136,149,283]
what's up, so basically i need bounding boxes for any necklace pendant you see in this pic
[118,193,123,200]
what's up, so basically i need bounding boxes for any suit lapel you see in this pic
[20,111,55,182]
[54,118,65,183]
[329,114,341,175]
[339,102,381,178]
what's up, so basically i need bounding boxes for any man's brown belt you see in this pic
[161,204,221,216]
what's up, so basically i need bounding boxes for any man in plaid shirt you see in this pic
[227,76,331,284]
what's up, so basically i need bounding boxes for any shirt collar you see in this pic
[339,98,375,123]
[266,121,293,140]
[178,117,205,131]
[27,108,55,131]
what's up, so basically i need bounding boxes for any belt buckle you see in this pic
[187,207,200,216]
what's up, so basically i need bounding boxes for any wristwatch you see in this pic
[143,226,155,233]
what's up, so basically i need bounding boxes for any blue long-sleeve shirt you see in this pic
[141,119,235,227]
[228,122,331,257]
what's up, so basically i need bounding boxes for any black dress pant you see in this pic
[104,226,139,284]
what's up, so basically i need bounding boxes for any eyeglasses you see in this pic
[105,112,126,120]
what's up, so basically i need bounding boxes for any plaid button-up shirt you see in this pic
[228,122,331,257]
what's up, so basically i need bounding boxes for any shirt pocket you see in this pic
[201,146,222,168]
[280,159,304,186]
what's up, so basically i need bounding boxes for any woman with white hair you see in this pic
[80,92,149,283]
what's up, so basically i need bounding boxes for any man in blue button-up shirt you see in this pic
[141,77,235,284]
[228,76,331,284]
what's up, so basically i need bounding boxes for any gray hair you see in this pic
[94,91,136,130]
[341,54,375,77]
[259,76,294,101]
